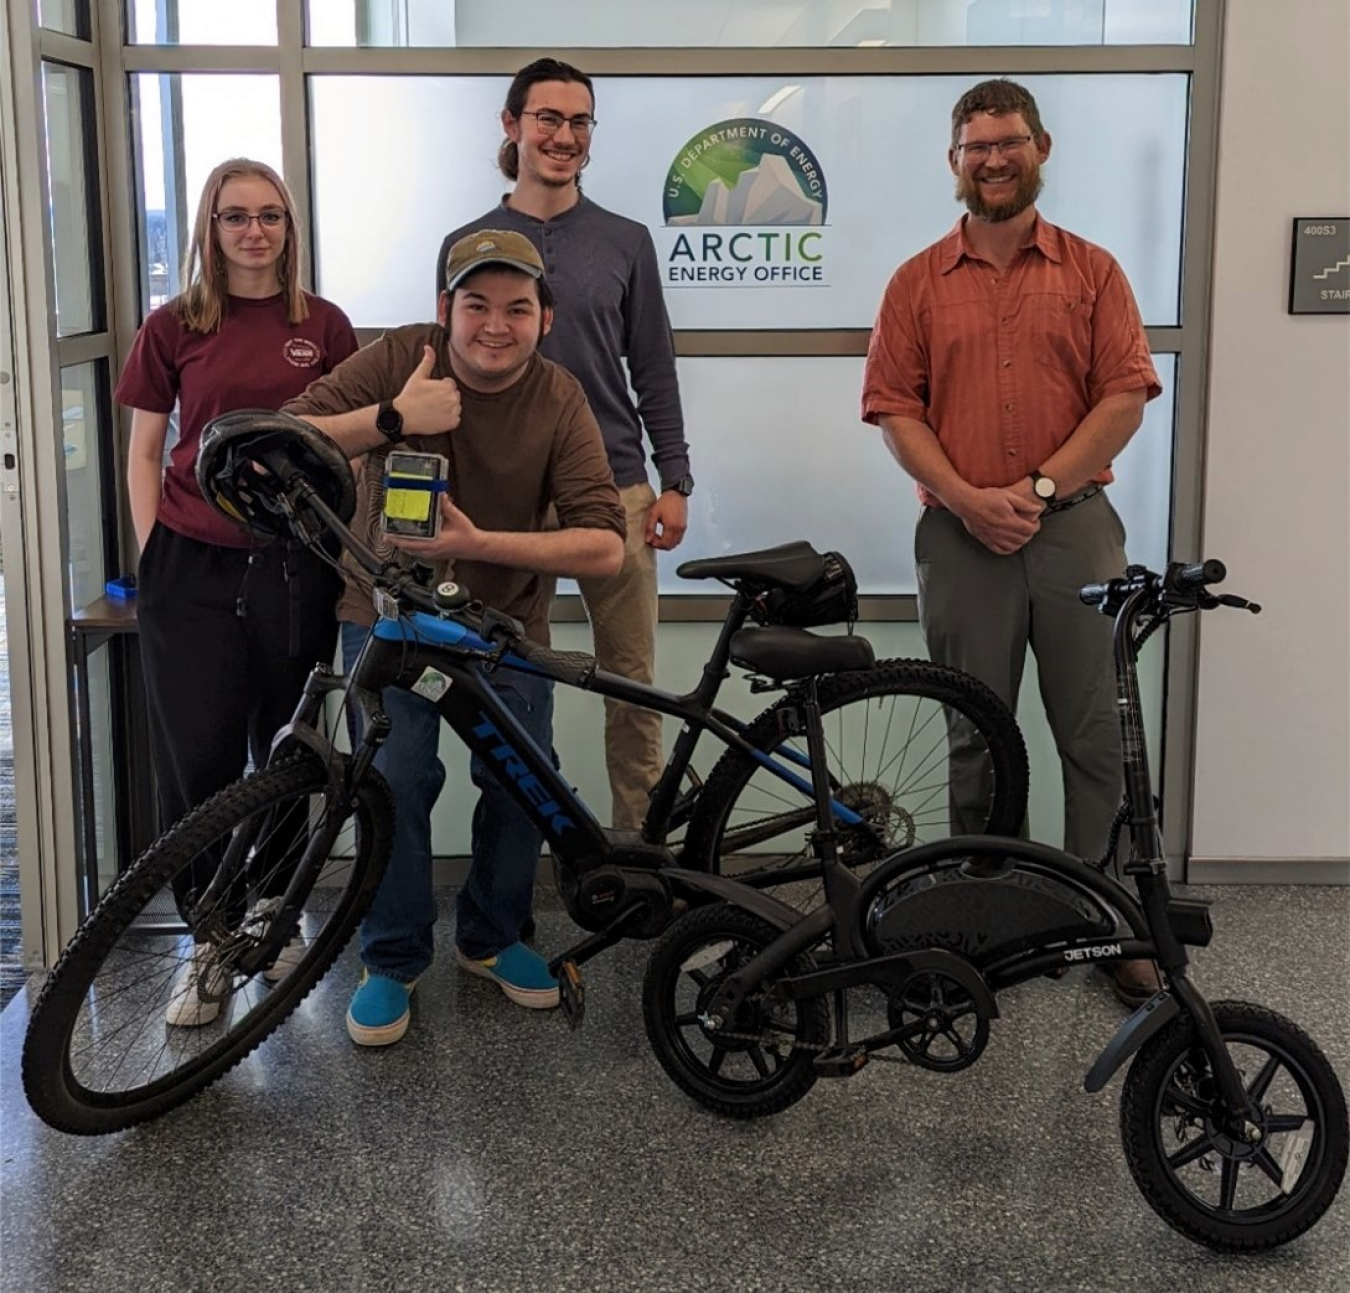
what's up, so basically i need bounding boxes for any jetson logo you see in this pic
[1063,944,1122,962]
[472,714,577,835]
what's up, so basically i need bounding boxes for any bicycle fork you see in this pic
[193,666,391,979]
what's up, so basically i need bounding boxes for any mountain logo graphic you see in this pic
[663,118,828,227]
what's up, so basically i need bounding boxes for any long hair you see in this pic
[175,157,308,333]
[498,58,595,186]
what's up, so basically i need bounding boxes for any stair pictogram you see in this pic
[1312,256,1349,280]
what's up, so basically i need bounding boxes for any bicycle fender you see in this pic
[660,868,801,932]
[1084,991,1180,1093]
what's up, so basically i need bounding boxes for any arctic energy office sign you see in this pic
[661,118,829,287]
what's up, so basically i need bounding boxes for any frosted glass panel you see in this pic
[307,0,1193,47]
[130,74,282,310]
[128,0,277,44]
[41,63,101,337]
[311,74,1186,329]
[657,354,1175,595]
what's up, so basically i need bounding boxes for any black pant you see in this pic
[137,524,341,920]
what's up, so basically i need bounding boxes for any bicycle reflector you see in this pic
[196,409,357,539]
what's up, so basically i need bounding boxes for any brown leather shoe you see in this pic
[1107,958,1163,1008]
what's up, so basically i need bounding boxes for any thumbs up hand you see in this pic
[393,345,461,435]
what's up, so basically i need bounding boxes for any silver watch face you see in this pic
[1034,475,1057,500]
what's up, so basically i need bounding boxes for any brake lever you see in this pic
[477,607,527,672]
[1216,593,1262,614]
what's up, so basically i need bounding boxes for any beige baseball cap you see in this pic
[443,229,545,291]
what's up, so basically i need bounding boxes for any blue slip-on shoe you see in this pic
[346,969,416,1046]
[455,941,559,1010]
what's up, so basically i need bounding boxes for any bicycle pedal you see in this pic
[558,959,585,1031]
[812,1046,869,1078]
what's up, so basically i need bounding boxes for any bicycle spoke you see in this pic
[1218,1157,1240,1211]
[1252,1147,1286,1189]
[1162,1081,1210,1118]
[1265,1113,1310,1133]
[1168,1134,1218,1170]
[1245,1055,1282,1103]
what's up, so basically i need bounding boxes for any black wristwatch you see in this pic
[375,400,404,443]
[663,474,695,498]
[1030,470,1057,505]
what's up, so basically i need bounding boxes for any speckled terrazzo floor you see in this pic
[1,883,1346,1293]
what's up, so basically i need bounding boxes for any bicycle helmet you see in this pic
[196,409,356,539]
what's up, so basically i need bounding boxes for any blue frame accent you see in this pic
[372,611,862,827]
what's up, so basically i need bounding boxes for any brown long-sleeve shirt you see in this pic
[282,324,624,643]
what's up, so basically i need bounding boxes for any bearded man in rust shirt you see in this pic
[861,79,1162,1008]
[283,230,624,1046]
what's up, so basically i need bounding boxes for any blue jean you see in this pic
[340,622,556,981]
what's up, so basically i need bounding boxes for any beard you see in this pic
[956,163,1043,223]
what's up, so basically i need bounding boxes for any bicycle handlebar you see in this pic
[1169,559,1227,594]
[1079,559,1259,620]
[288,470,597,674]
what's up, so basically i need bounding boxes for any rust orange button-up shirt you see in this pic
[861,215,1161,508]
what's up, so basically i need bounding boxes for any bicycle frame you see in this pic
[328,603,875,872]
[690,562,1264,1124]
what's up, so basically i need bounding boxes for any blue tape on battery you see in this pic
[382,477,449,493]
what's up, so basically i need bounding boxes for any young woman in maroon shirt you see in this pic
[115,158,358,1025]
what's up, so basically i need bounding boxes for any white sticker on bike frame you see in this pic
[411,668,452,703]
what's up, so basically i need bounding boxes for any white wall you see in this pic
[1191,0,1350,866]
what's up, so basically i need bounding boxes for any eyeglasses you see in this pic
[956,135,1034,162]
[213,209,289,231]
[519,110,596,136]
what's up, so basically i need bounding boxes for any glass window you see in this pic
[644,353,1174,595]
[128,0,277,44]
[59,362,114,612]
[38,0,90,38]
[129,73,283,312]
[310,73,1186,329]
[307,0,1194,47]
[41,63,103,337]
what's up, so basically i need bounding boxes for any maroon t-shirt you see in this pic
[114,292,359,548]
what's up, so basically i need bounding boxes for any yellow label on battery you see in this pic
[385,476,433,522]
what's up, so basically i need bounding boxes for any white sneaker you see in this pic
[247,897,306,983]
[165,943,230,1027]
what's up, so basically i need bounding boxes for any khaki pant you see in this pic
[577,482,664,830]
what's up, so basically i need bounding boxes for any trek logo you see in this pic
[472,714,576,835]
[1063,944,1122,962]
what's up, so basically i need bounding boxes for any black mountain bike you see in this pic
[22,412,1026,1135]
[640,558,1348,1252]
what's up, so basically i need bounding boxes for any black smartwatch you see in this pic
[664,474,695,497]
[375,400,404,443]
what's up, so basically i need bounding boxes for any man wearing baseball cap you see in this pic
[283,228,625,1046]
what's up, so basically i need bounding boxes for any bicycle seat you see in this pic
[677,541,829,591]
[196,409,357,538]
[730,626,874,681]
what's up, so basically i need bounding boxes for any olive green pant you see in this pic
[915,490,1128,864]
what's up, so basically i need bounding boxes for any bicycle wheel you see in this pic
[684,661,1028,887]
[23,754,393,1135]
[1120,1000,1349,1251]
[643,903,829,1119]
